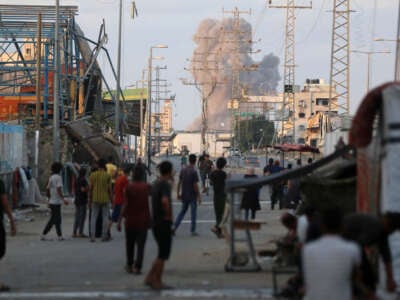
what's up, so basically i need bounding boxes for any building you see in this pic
[244,78,338,147]
[172,130,231,157]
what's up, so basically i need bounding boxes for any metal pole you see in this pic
[53,0,60,161]
[115,0,123,139]
[140,69,145,158]
[35,13,42,129]
[396,1,400,81]
[367,53,371,92]
[147,49,152,170]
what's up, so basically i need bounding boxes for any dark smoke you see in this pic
[188,18,281,130]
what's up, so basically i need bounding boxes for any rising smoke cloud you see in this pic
[188,18,281,130]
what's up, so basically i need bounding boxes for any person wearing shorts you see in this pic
[106,167,129,239]
[145,161,174,290]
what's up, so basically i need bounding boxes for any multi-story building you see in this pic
[243,78,338,147]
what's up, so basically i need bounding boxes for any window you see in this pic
[310,139,318,147]
[26,48,31,55]
[298,112,305,118]
[316,98,329,106]
[298,125,305,131]
[297,138,305,144]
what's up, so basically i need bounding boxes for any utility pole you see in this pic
[269,0,312,144]
[221,7,254,150]
[182,36,223,153]
[35,13,42,130]
[396,2,400,81]
[53,0,60,161]
[351,50,391,93]
[153,65,168,154]
[328,0,352,115]
[115,0,123,140]
[35,13,42,178]
[146,45,167,170]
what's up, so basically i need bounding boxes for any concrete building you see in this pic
[244,78,338,146]
[172,130,231,157]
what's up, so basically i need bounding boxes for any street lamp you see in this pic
[147,44,168,170]
[375,37,400,81]
[351,50,391,92]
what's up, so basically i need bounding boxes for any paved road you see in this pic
[0,157,287,300]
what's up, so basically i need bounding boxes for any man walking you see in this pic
[173,154,201,236]
[145,161,174,290]
[89,158,112,242]
[198,154,213,193]
[107,166,129,239]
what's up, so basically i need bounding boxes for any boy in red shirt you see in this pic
[106,166,129,240]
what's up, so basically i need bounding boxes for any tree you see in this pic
[236,115,274,151]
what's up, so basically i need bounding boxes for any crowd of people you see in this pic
[1,151,400,296]
[276,205,400,300]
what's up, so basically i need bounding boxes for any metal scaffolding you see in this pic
[0,5,122,127]
[328,0,351,115]
[269,0,312,144]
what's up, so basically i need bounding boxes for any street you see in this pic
[0,157,287,300]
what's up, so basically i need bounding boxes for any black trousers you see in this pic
[125,228,148,270]
[73,204,87,235]
[153,221,172,260]
[43,204,62,237]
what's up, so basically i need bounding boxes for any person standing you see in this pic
[210,157,227,238]
[173,154,201,236]
[199,154,213,193]
[107,166,129,239]
[265,160,284,210]
[263,158,274,176]
[240,168,260,220]
[117,166,150,274]
[0,178,16,291]
[302,207,361,300]
[73,168,88,237]
[89,158,112,242]
[135,158,151,182]
[41,162,69,241]
[145,161,174,290]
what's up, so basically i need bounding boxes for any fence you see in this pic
[0,123,25,173]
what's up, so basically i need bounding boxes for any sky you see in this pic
[1,0,399,129]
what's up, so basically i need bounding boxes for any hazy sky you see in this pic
[1,0,398,129]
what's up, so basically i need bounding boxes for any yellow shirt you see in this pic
[89,170,111,204]
[106,163,117,183]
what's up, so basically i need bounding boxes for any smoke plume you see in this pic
[188,18,281,130]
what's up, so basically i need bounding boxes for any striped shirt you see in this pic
[89,170,111,204]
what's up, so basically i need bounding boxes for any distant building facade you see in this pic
[244,78,338,147]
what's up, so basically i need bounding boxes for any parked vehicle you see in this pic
[243,156,260,167]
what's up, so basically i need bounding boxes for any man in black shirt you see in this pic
[0,179,16,291]
[210,157,227,238]
[145,161,173,290]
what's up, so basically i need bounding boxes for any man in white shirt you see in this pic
[302,207,361,300]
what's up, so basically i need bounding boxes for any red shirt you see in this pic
[113,175,128,205]
[124,182,150,230]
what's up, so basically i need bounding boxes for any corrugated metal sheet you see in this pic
[0,123,25,173]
